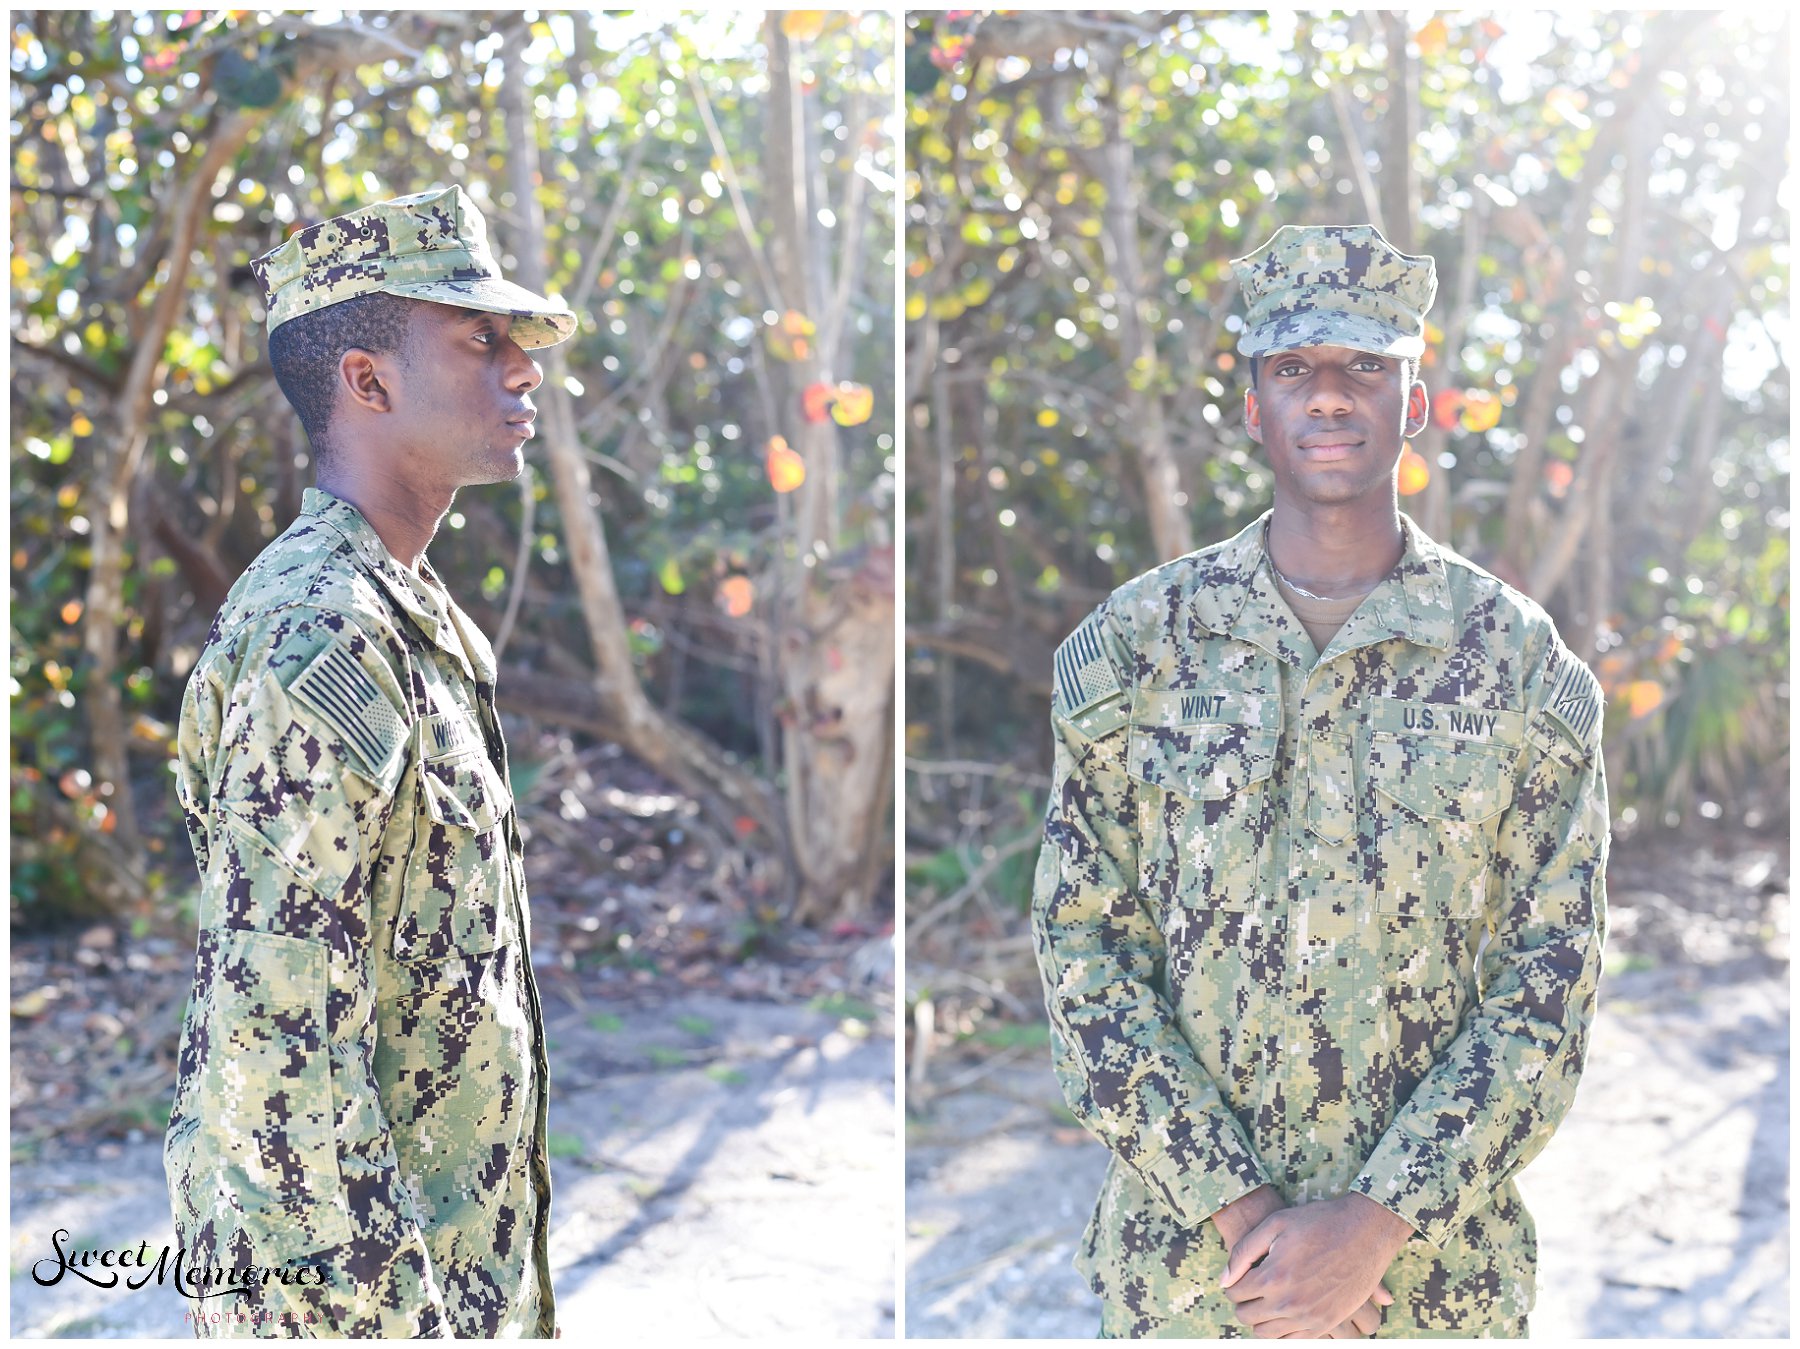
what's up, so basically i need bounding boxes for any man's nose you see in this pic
[504,339,543,393]
[1306,366,1353,416]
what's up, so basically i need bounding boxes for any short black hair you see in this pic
[1246,352,1420,390]
[267,293,420,463]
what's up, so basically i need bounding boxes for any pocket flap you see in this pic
[419,754,512,833]
[1368,733,1515,823]
[1128,716,1279,801]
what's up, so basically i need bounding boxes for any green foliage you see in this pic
[545,1132,586,1160]
[10,10,896,926]
[807,991,878,1022]
[958,1021,1050,1052]
[905,10,1789,830]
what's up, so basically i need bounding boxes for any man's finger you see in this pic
[1250,1318,1311,1340]
[1220,1215,1281,1290]
[1347,1297,1382,1335]
[1372,1280,1395,1307]
[1231,1294,1291,1325]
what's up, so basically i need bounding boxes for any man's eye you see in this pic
[473,331,495,345]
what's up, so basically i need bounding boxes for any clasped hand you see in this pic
[1218,1193,1413,1339]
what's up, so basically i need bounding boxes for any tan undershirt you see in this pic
[1272,570,1377,656]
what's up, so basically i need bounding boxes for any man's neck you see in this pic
[1266,497,1405,597]
[316,468,452,574]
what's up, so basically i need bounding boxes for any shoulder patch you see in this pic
[286,640,407,785]
[1053,612,1124,722]
[1544,650,1603,752]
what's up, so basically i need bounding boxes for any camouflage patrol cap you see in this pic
[1230,223,1436,359]
[250,185,576,350]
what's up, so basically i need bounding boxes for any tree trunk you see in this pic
[1414,206,1482,543]
[81,108,256,852]
[781,549,897,923]
[1378,13,1419,252]
[495,47,786,858]
[1097,48,1192,563]
[762,17,897,920]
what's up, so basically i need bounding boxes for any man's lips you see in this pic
[507,409,537,437]
[1297,433,1361,459]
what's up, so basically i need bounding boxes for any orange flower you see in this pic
[829,382,873,426]
[766,436,806,493]
[719,575,754,618]
[1430,390,1466,430]
[1397,446,1430,496]
[802,382,835,423]
[1625,680,1664,719]
[1459,390,1502,433]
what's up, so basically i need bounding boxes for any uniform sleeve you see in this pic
[1351,640,1609,1247]
[1030,609,1274,1230]
[177,608,451,1336]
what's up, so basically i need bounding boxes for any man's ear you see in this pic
[1405,380,1429,436]
[339,348,392,414]
[1244,388,1264,445]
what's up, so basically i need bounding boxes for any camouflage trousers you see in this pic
[1099,1301,1529,1338]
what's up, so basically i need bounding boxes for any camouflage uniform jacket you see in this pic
[1031,512,1608,1336]
[164,487,554,1337]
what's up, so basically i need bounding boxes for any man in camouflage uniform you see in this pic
[163,185,575,1337]
[1031,224,1608,1338]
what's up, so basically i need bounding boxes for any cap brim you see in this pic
[378,275,577,350]
[1237,310,1423,360]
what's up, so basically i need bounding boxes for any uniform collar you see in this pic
[301,486,496,682]
[1191,509,1455,662]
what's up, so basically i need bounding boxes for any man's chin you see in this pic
[468,447,526,486]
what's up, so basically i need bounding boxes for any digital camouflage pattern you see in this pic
[250,185,577,350]
[1032,513,1608,1338]
[164,488,554,1337]
[1232,224,1438,359]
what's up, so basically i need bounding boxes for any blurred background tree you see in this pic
[903,9,1787,1063]
[11,9,897,929]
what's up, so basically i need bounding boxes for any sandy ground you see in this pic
[904,835,1789,1338]
[11,993,896,1339]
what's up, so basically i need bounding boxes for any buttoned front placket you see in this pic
[440,596,557,1336]
[1215,536,1453,1202]
[422,562,557,1336]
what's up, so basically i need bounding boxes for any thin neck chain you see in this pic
[1263,523,1383,602]
[1267,557,1364,603]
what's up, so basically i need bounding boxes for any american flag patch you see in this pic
[288,641,406,782]
[1053,613,1122,719]
[1545,654,1602,750]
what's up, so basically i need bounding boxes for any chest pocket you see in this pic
[1126,697,1280,913]
[1365,728,1516,919]
[394,716,516,963]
